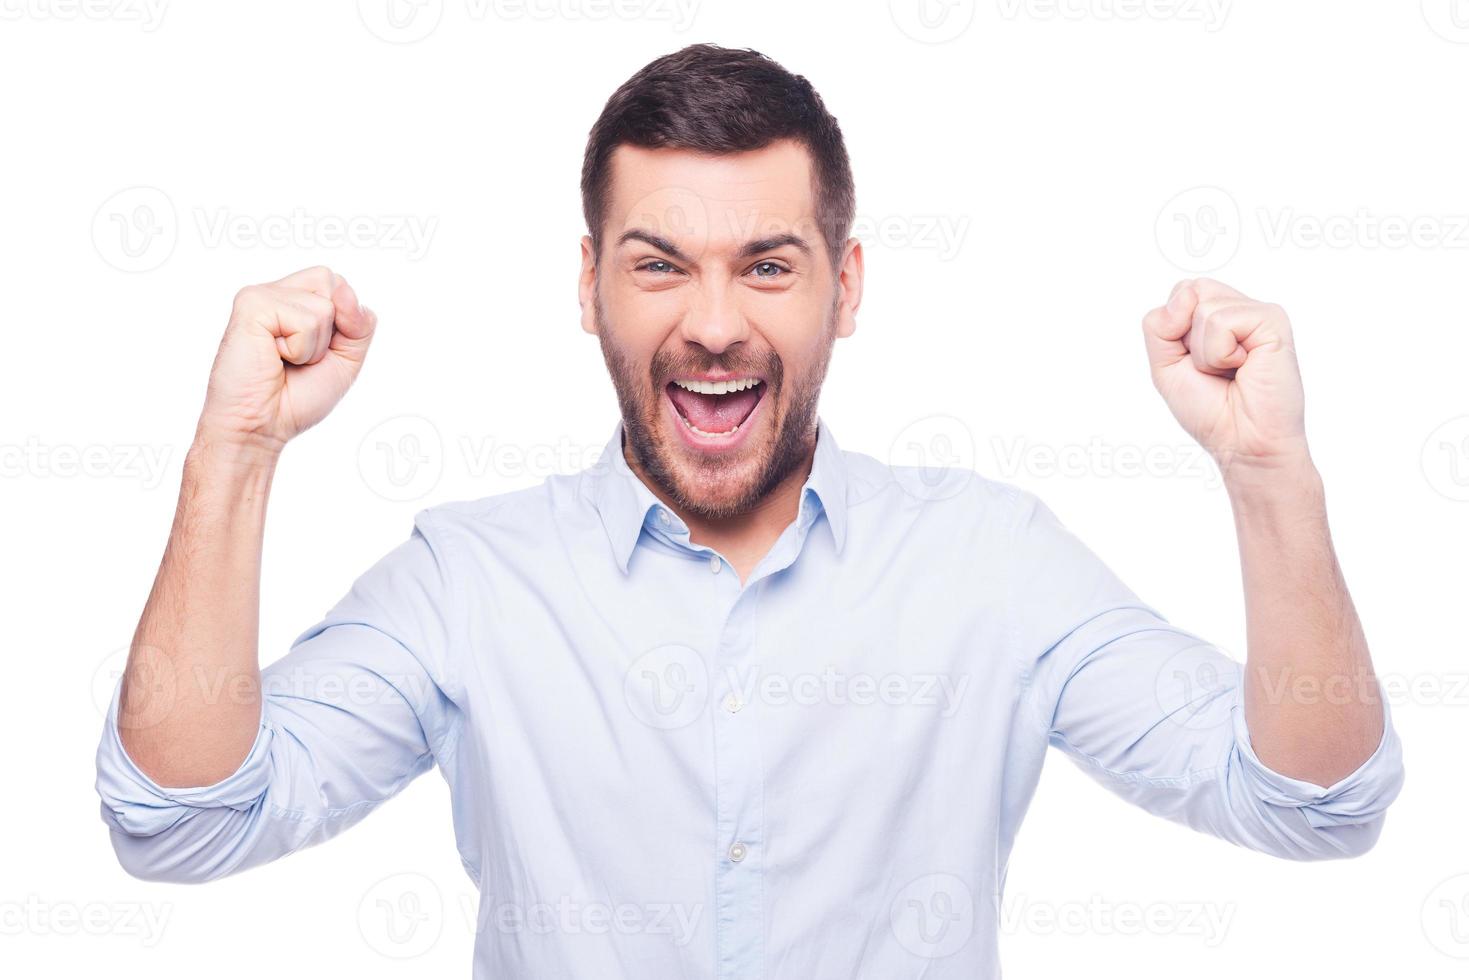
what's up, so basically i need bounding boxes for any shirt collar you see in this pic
[585,416,850,574]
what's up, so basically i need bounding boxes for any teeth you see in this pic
[673,378,762,395]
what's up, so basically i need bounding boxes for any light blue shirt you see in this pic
[96,417,1405,978]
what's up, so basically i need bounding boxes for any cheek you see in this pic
[606,279,688,336]
[740,292,831,372]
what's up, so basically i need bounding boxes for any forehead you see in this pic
[604,140,817,255]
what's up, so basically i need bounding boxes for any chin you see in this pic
[657,430,772,519]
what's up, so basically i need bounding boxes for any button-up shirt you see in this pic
[95,416,1405,978]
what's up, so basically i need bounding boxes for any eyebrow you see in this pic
[736,233,812,260]
[617,229,692,264]
[616,229,814,264]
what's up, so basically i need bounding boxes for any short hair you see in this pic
[580,43,855,268]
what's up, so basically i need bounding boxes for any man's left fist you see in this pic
[1141,278,1311,477]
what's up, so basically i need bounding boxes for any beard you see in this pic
[595,291,837,521]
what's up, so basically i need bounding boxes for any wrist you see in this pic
[185,429,282,497]
[1222,451,1324,514]
[189,422,284,473]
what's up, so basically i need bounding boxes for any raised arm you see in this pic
[1140,278,1383,786]
[94,269,464,885]
[1013,281,1402,863]
[117,266,377,787]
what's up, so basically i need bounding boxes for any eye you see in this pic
[636,259,681,276]
[749,261,789,280]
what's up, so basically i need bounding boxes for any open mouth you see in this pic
[664,377,766,441]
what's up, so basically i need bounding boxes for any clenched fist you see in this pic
[1141,278,1310,480]
[197,266,377,455]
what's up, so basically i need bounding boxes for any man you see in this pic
[95,43,1403,978]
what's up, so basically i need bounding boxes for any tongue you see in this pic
[667,385,761,433]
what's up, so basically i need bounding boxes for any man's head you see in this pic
[578,44,863,521]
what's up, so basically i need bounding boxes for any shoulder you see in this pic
[837,443,1030,536]
[405,470,600,563]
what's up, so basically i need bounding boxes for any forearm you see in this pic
[1227,456,1384,786]
[117,431,278,787]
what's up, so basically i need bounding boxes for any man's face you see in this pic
[579,139,862,521]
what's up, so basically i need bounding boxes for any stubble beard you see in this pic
[595,291,837,521]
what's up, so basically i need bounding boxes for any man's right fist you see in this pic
[197,267,377,455]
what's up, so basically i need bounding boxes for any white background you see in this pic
[3,1,1467,976]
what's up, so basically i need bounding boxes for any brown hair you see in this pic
[580,43,855,268]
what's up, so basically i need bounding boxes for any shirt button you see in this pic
[723,693,743,713]
[729,841,748,863]
[658,509,670,526]
[708,554,722,574]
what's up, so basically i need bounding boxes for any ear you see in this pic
[578,234,599,336]
[833,237,864,339]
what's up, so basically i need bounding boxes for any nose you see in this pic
[679,281,749,355]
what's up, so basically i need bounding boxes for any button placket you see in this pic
[712,585,764,977]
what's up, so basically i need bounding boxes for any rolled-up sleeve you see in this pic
[94,511,464,883]
[1012,489,1405,861]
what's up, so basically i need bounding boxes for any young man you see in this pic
[96,44,1403,978]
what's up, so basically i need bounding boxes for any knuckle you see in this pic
[303,265,336,289]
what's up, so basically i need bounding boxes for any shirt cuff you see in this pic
[1231,675,1405,830]
[95,674,274,837]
